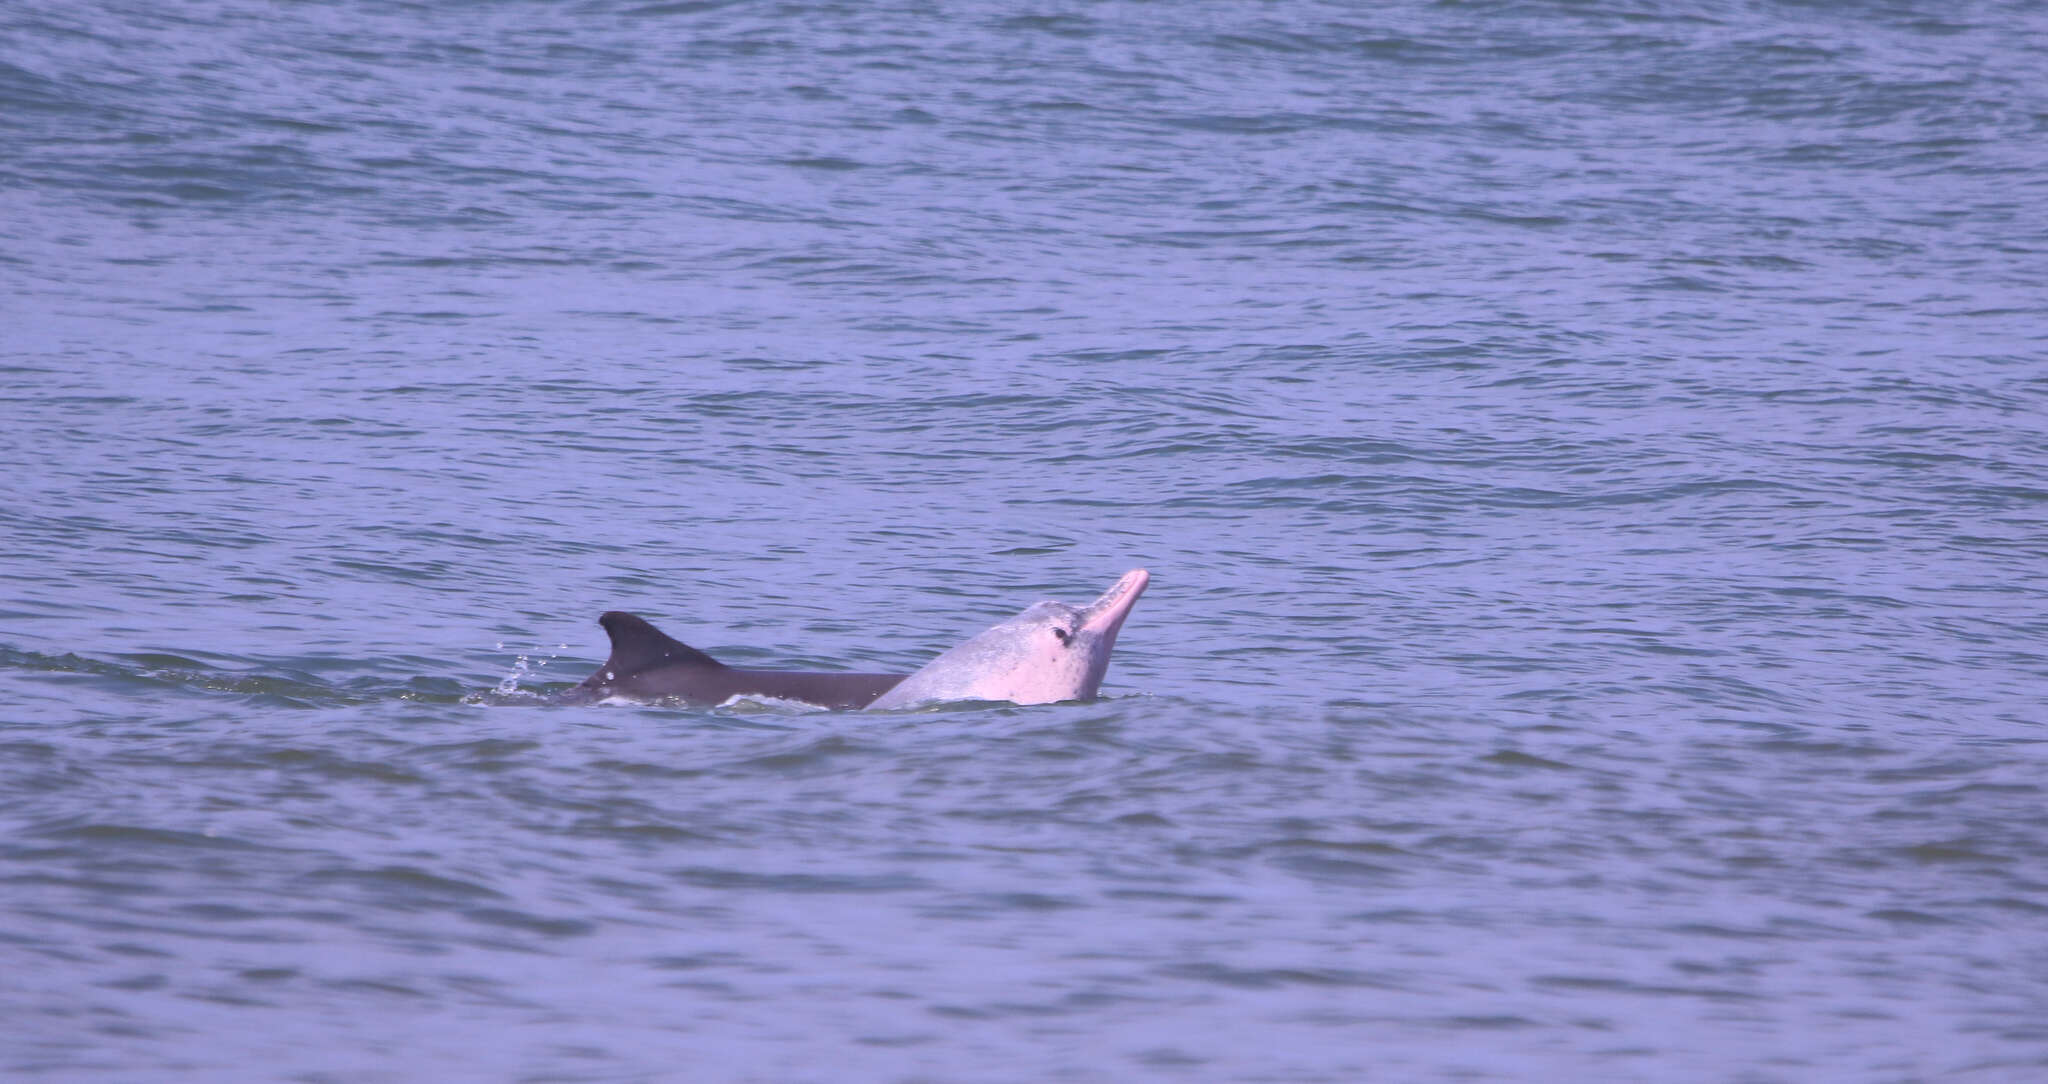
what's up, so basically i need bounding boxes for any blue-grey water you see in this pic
[6,1,2048,1079]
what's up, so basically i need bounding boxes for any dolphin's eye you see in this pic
[1052,627,1072,645]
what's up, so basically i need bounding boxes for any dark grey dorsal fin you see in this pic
[596,612,726,673]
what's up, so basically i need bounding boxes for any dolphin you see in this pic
[865,569,1150,711]
[557,611,907,709]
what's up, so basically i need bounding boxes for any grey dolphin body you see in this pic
[866,569,1150,711]
[557,612,907,709]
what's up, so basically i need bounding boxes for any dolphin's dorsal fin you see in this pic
[597,612,726,673]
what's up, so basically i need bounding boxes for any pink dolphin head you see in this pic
[866,569,1150,711]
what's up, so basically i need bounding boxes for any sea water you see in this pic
[4,1,2047,1079]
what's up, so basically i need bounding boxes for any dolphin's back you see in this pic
[560,611,906,709]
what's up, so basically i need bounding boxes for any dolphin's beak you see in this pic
[1079,568,1150,644]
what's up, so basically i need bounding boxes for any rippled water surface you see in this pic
[6,1,2048,1079]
